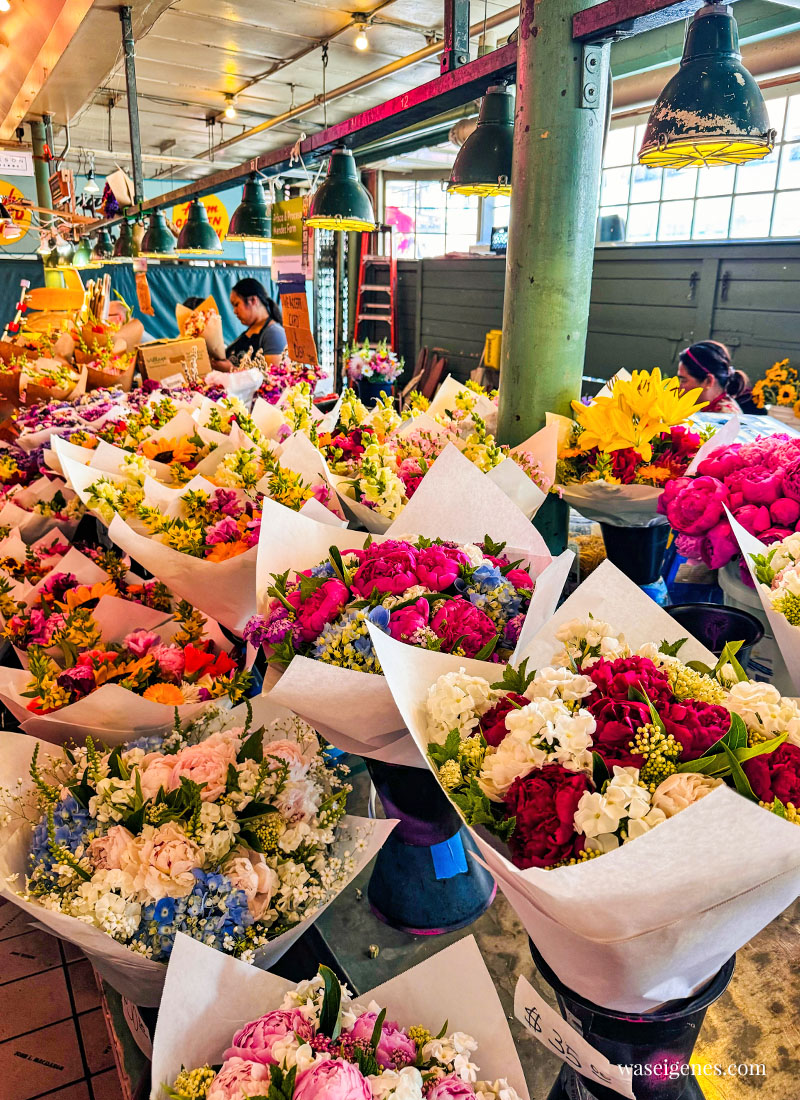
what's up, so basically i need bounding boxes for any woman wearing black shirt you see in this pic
[211,278,287,370]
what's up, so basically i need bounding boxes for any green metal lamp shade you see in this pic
[228,174,274,241]
[112,220,139,262]
[141,210,177,256]
[177,198,223,253]
[305,148,376,231]
[639,2,774,168]
[448,85,514,196]
[72,237,94,268]
[92,228,114,263]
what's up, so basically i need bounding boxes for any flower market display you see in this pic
[0,698,394,1004]
[554,367,718,525]
[237,348,328,405]
[750,359,800,419]
[345,338,403,391]
[371,559,800,1011]
[177,296,226,361]
[660,430,800,571]
[151,933,527,1100]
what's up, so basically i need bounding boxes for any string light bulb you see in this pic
[355,24,369,50]
[224,95,237,120]
[0,1,10,13]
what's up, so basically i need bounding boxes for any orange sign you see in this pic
[172,194,230,240]
[0,180,32,243]
[280,289,318,366]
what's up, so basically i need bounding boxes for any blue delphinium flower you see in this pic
[310,562,337,578]
[125,734,165,753]
[30,793,92,879]
[366,605,390,631]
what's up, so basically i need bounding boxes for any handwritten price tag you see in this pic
[514,976,635,1099]
[121,996,153,1058]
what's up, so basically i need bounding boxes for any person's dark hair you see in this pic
[232,278,282,325]
[679,340,749,399]
[182,296,204,310]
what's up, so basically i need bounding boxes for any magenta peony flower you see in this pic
[123,629,160,657]
[505,567,534,590]
[739,465,783,506]
[56,664,96,700]
[388,597,431,642]
[350,546,419,597]
[150,643,186,680]
[224,1009,313,1065]
[586,655,673,709]
[732,504,770,536]
[770,498,800,528]
[430,597,497,657]
[696,445,746,480]
[415,545,468,590]
[701,520,739,569]
[293,1058,372,1100]
[782,454,800,502]
[675,533,705,563]
[662,700,731,760]
[348,1012,416,1069]
[661,476,728,536]
[286,577,349,642]
[759,526,794,546]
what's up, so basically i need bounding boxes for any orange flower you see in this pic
[143,682,185,705]
[206,539,250,562]
[141,436,198,464]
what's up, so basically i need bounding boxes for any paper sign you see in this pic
[515,976,635,1099]
[279,287,318,365]
[0,151,33,175]
[0,180,32,242]
[122,997,153,1058]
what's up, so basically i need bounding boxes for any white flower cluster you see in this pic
[724,680,800,746]
[426,668,499,744]
[552,616,629,668]
[574,766,666,853]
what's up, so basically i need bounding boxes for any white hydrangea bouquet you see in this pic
[369,559,800,1012]
[0,697,395,1006]
[150,932,528,1100]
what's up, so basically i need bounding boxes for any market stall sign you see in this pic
[272,196,313,278]
[0,180,32,242]
[280,280,318,365]
[172,195,229,240]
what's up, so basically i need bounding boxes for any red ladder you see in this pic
[353,226,396,348]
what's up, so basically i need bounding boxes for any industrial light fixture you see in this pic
[354,23,369,50]
[83,159,100,195]
[72,236,94,268]
[140,210,177,256]
[112,219,139,262]
[92,228,114,262]
[0,1,11,13]
[227,173,274,241]
[224,95,237,120]
[638,2,775,168]
[447,85,514,197]
[177,197,223,253]
[37,234,56,256]
[45,235,75,268]
[305,148,376,231]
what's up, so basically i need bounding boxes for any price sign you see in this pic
[121,996,153,1058]
[514,976,635,1099]
[279,285,318,366]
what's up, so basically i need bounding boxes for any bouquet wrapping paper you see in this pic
[369,560,800,1011]
[0,703,396,1006]
[150,932,529,1100]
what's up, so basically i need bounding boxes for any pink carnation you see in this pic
[123,629,160,657]
[150,643,185,681]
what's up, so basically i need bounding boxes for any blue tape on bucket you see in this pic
[430,833,468,880]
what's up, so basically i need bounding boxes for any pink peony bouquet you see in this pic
[153,933,526,1100]
[659,433,800,573]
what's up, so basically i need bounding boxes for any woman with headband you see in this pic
[676,341,751,414]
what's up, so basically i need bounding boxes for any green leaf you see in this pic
[429,728,462,769]
[686,660,713,675]
[592,752,610,791]
[435,1019,450,1040]
[490,658,536,695]
[226,763,240,792]
[106,746,130,781]
[734,732,788,764]
[474,634,499,661]
[318,964,343,1040]
[482,535,507,558]
[721,743,758,802]
[328,546,349,586]
[238,724,265,763]
[68,781,94,809]
[370,1007,387,1050]
[658,637,688,657]
[724,713,749,753]
[714,641,748,684]
[298,573,327,601]
[771,796,787,819]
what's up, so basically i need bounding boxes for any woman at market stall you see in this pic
[209,278,286,370]
[676,341,752,414]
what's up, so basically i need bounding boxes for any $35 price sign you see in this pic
[514,976,635,1099]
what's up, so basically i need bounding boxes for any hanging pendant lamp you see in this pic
[638,2,774,168]
[92,228,114,263]
[112,219,139,262]
[177,198,223,253]
[447,85,514,197]
[72,236,94,268]
[141,210,177,257]
[227,173,275,241]
[305,148,376,231]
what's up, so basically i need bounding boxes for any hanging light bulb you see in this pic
[639,2,775,168]
[224,95,237,120]
[447,85,514,197]
[177,197,223,253]
[112,219,139,262]
[355,24,369,50]
[0,1,11,13]
[140,210,177,256]
[83,155,100,195]
[305,148,376,231]
[227,173,275,241]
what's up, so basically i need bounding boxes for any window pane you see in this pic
[597,206,627,242]
[767,97,787,143]
[634,124,648,154]
[784,94,800,142]
[416,234,446,258]
[445,234,475,253]
[626,202,659,242]
[778,141,800,190]
[604,127,634,168]
[490,196,511,228]
[735,154,778,194]
[630,164,662,203]
[657,199,694,241]
[446,199,478,236]
[662,166,697,200]
[729,192,773,238]
[692,195,732,238]
[416,207,445,233]
[601,166,631,206]
[416,180,446,207]
[696,163,736,196]
[771,190,800,236]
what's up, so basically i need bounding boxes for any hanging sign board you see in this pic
[272,196,313,278]
[279,278,318,366]
[172,194,230,240]
[0,181,32,242]
[0,152,33,176]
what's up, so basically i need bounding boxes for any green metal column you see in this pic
[496,0,610,550]
[29,119,52,228]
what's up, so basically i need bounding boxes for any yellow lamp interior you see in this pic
[305,215,376,231]
[448,182,512,197]
[639,137,773,169]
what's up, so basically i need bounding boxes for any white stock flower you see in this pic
[525,666,595,703]
[475,1081,524,1100]
[426,670,497,744]
[769,532,800,572]
[368,1067,424,1100]
[574,766,664,850]
[651,772,724,817]
[725,681,800,746]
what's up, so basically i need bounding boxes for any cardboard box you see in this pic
[137,337,211,386]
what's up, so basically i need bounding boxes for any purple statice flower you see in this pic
[56,664,96,700]
[503,612,524,648]
[205,516,241,545]
[244,609,296,649]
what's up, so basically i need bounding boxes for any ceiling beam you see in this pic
[573,0,743,41]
